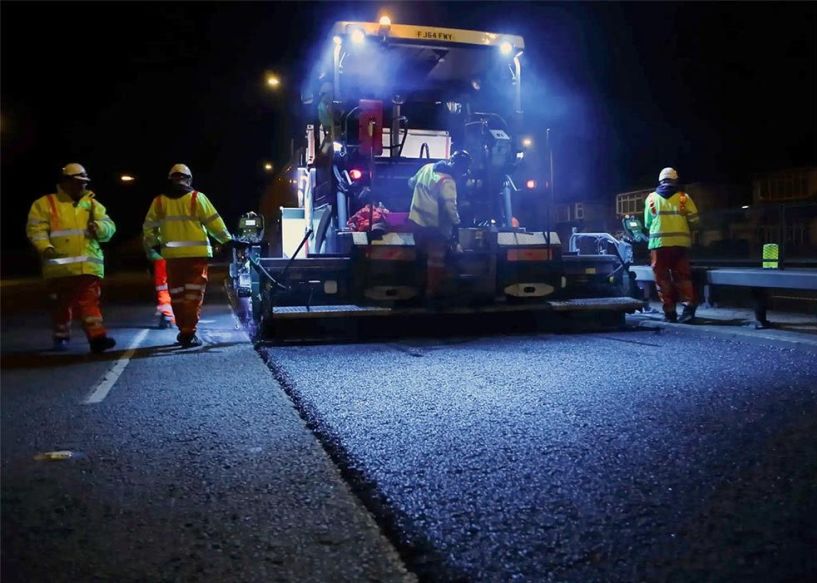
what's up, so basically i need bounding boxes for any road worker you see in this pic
[644,167,700,323]
[26,163,117,353]
[407,150,471,300]
[142,164,234,348]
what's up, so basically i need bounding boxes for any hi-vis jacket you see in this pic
[408,163,460,235]
[643,190,699,250]
[27,188,116,279]
[142,191,231,259]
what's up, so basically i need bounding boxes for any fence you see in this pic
[690,202,817,265]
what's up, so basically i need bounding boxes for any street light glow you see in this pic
[264,163,273,171]
[266,75,281,88]
[526,179,537,190]
[522,137,533,148]
[120,175,135,182]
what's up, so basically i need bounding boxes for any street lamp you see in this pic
[522,137,533,148]
[266,74,281,89]
[120,174,135,183]
[263,162,273,172]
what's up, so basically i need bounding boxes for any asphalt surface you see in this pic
[260,325,817,581]
[1,277,411,583]
[3,272,817,582]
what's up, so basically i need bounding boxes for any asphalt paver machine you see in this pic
[230,19,641,342]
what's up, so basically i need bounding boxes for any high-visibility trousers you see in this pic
[410,221,448,298]
[48,275,107,341]
[650,246,697,313]
[153,258,175,321]
[166,257,209,335]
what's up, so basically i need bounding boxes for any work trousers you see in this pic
[152,258,175,321]
[650,246,697,313]
[410,222,448,298]
[166,258,209,336]
[48,275,107,341]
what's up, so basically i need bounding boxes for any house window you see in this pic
[786,222,808,246]
[616,192,647,217]
[554,205,570,223]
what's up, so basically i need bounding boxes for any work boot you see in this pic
[177,333,202,348]
[678,304,697,324]
[663,311,678,323]
[53,337,70,352]
[157,313,174,329]
[89,336,116,354]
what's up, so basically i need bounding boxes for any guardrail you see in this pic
[630,264,817,327]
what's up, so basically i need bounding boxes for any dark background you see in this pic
[2,1,815,273]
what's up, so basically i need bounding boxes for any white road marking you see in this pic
[82,328,150,404]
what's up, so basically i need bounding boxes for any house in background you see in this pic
[752,167,817,204]
[748,167,817,253]
[551,200,613,245]
[614,182,744,221]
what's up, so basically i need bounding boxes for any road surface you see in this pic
[2,272,816,581]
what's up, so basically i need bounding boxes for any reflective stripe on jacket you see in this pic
[643,191,699,249]
[142,191,231,259]
[408,163,460,235]
[26,188,116,279]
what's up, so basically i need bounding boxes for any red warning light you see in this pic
[349,169,363,180]
[525,179,536,190]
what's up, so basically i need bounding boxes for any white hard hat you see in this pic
[659,167,679,182]
[168,163,192,179]
[61,162,91,182]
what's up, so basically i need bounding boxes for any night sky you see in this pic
[2,1,815,269]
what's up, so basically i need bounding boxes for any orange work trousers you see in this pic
[410,222,448,298]
[650,246,697,313]
[153,258,175,321]
[48,275,107,341]
[166,258,209,336]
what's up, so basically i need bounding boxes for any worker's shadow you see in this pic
[693,317,756,327]
[140,342,245,357]
[0,341,246,370]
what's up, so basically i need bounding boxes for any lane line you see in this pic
[83,328,150,404]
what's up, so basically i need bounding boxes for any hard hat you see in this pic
[168,163,192,179]
[659,167,679,182]
[61,163,91,182]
